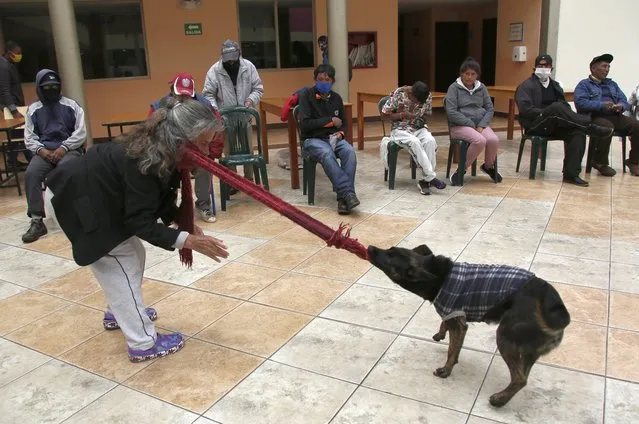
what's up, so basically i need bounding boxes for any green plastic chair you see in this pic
[218,106,269,211]
[443,98,477,186]
[379,95,417,189]
[516,130,549,180]
[293,105,318,205]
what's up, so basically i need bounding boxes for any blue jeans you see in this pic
[303,138,357,199]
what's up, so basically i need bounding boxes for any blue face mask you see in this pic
[316,81,332,94]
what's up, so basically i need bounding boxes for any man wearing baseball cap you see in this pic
[150,72,221,223]
[203,40,263,181]
[516,54,613,187]
[575,54,639,176]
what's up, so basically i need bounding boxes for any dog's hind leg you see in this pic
[432,320,447,342]
[433,316,468,378]
[489,328,528,407]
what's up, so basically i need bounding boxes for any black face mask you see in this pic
[223,60,240,74]
[41,85,61,104]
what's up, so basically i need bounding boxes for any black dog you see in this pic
[367,244,570,407]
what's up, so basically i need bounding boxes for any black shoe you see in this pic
[21,219,47,243]
[562,176,590,187]
[449,172,462,187]
[624,159,639,176]
[337,199,351,215]
[587,124,614,138]
[480,163,503,183]
[344,193,360,210]
[591,163,617,177]
[417,179,431,195]
[229,187,239,195]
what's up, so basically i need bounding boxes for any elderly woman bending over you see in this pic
[45,98,228,362]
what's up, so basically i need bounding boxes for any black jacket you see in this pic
[0,56,25,113]
[515,74,567,129]
[298,87,347,140]
[46,142,181,266]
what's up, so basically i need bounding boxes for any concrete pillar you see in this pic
[48,0,93,146]
[327,0,349,102]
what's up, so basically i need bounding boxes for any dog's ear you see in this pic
[412,244,433,256]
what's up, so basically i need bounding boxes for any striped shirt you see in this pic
[433,262,535,322]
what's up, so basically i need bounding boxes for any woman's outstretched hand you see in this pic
[184,233,229,262]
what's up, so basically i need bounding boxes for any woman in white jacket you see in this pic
[203,39,264,180]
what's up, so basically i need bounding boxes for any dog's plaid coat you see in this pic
[433,262,535,322]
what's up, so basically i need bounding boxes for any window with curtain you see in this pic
[0,0,148,83]
[238,0,314,70]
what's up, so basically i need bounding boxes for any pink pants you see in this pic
[449,126,500,170]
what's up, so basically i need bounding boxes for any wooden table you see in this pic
[356,91,446,148]
[0,117,27,194]
[102,113,147,141]
[486,86,574,140]
[258,97,353,189]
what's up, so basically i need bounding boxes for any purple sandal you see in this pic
[128,332,185,363]
[103,307,158,330]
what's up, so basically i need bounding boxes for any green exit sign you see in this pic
[184,23,202,36]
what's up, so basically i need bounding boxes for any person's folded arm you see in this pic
[299,91,333,133]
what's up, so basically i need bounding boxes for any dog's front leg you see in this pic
[434,316,468,378]
[432,320,447,341]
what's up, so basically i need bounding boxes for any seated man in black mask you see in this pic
[22,69,85,243]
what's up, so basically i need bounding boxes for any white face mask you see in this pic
[535,67,552,81]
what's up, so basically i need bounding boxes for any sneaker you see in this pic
[21,219,47,243]
[624,159,639,176]
[450,172,462,186]
[128,332,185,363]
[103,307,158,331]
[429,178,447,190]
[197,208,217,223]
[344,193,360,210]
[591,163,617,177]
[337,199,351,215]
[481,163,504,182]
[417,179,431,195]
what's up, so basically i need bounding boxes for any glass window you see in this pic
[238,0,314,70]
[0,1,147,82]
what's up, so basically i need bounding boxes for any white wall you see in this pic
[552,0,639,96]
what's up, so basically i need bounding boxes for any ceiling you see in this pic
[398,0,495,12]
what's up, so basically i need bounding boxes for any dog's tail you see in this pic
[537,283,571,331]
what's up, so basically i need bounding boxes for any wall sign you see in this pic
[184,23,203,36]
[509,22,523,42]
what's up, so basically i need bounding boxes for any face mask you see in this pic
[315,81,332,94]
[223,60,240,73]
[535,67,551,81]
[9,53,22,63]
[41,85,61,103]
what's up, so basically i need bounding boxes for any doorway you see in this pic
[434,22,469,92]
[481,18,497,86]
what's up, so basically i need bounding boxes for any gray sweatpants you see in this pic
[90,236,156,350]
[26,150,82,218]
[194,167,213,211]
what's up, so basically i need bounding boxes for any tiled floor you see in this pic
[1,128,638,423]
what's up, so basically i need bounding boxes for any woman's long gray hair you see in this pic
[118,97,223,179]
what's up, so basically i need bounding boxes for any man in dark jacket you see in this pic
[515,54,612,187]
[22,69,85,243]
[0,41,30,167]
[0,40,24,119]
[574,54,639,176]
[299,64,358,214]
